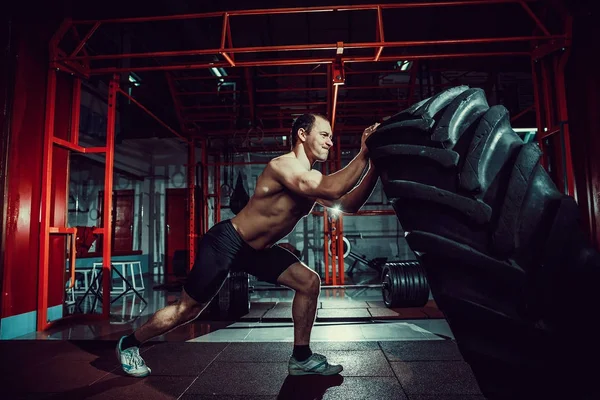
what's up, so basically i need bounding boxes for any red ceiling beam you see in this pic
[60,35,559,63]
[87,52,532,74]
[52,1,552,76]
[71,1,540,25]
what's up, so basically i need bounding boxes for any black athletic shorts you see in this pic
[183,219,300,303]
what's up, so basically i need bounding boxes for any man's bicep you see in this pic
[273,161,332,199]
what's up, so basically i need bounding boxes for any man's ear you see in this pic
[298,127,308,143]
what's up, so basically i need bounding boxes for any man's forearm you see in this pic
[324,149,369,199]
[340,160,379,213]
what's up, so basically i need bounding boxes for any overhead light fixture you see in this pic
[210,67,228,78]
[396,60,412,71]
[128,73,141,87]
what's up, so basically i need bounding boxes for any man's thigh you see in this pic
[242,245,300,285]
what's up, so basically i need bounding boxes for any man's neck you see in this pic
[291,145,315,170]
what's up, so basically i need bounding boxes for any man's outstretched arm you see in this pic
[272,123,379,201]
[317,160,379,213]
[271,150,369,201]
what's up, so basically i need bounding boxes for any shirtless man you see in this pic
[116,114,380,377]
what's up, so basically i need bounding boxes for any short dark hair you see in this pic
[290,113,328,148]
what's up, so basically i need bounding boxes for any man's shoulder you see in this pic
[269,154,301,171]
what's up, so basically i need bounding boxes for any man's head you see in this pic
[290,113,333,162]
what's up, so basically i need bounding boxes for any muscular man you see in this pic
[116,114,380,377]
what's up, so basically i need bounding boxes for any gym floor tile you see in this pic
[261,302,293,320]
[56,375,195,400]
[391,361,482,395]
[390,308,430,319]
[407,396,487,400]
[139,342,229,376]
[407,320,455,339]
[180,396,277,400]
[2,393,59,400]
[379,340,463,361]
[0,340,75,373]
[368,307,403,318]
[320,300,370,309]
[322,377,408,400]
[317,308,371,321]
[240,303,276,321]
[2,359,111,393]
[276,374,345,399]
[243,326,295,341]
[215,342,294,362]
[366,301,388,308]
[185,362,288,396]
[311,341,380,351]
[360,323,439,341]
[310,324,366,341]
[188,327,254,342]
[321,350,395,377]
[422,306,445,318]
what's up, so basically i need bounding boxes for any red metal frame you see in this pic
[38,1,579,328]
[187,140,197,272]
[531,15,575,198]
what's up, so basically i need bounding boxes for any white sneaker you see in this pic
[288,353,343,376]
[116,336,151,377]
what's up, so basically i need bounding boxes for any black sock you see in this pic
[293,345,313,362]
[121,333,142,350]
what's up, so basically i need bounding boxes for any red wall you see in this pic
[566,10,600,249]
[2,21,68,319]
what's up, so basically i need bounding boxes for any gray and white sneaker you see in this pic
[116,336,151,377]
[288,353,343,376]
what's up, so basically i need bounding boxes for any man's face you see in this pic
[304,116,333,162]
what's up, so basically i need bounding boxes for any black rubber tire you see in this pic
[381,262,429,308]
[367,86,600,399]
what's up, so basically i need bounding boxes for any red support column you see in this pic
[215,156,221,224]
[201,138,209,234]
[188,139,196,272]
[531,58,546,169]
[102,75,118,317]
[323,209,330,285]
[70,78,81,145]
[330,214,337,286]
[531,17,575,198]
[335,137,345,285]
[37,68,57,331]
[554,48,575,198]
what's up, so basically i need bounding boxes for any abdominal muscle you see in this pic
[230,174,315,250]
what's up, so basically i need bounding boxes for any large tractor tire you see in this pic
[367,86,600,399]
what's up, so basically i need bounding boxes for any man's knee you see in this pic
[302,271,321,297]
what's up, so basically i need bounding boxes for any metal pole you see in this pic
[554,32,575,197]
[70,77,81,145]
[215,154,221,224]
[37,68,57,331]
[201,138,209,234]
[531,58,547,169]
[323,209,330,284]
[102,74,118,317]
[188,139,196,272]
